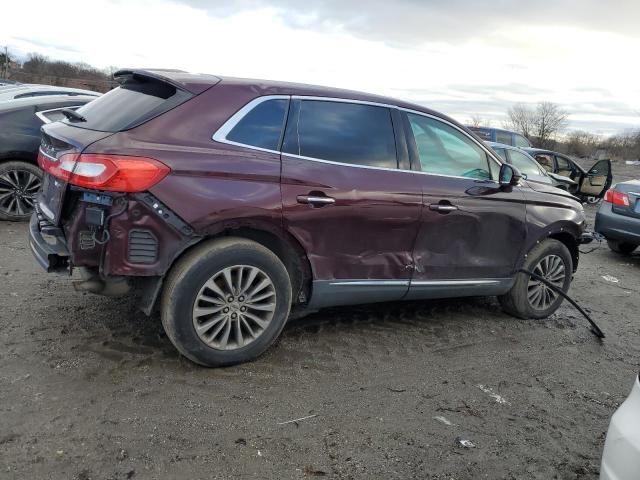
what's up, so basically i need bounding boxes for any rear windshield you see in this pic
[63,76,191,132]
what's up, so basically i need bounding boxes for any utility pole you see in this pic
[2,46,8,79]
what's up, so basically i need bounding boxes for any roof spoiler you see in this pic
[114,69,220,95]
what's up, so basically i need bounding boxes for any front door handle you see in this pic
[429,203,458,213]
[297,195,336,206]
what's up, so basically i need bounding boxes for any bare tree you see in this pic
[534,102,568,148]
[469,114,489,128]
[504,103,534,139]
[504,102,568,148]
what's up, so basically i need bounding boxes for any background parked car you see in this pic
[595,180,640,254]
[524,147,612,203]
[600,373,640,480]
[0,94,98,221]
[468,126,532,148]
[486,141,577,192]
[0,84,100,103]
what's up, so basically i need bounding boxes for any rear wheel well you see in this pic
[178,227,312,306]
[548,232,579,271]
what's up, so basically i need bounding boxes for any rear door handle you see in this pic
[429,203,458,213]
[297,195,336,206]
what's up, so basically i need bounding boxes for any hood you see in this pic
[523,179,580,201]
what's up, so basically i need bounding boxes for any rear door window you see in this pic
[226,99,288,151]
[282,99,397,169]
[63,76,191,132]
[407,113,492,180]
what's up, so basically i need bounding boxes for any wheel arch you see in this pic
[145,220,314,313]
[546,231,579,272]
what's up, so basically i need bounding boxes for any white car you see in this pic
[600,373,640,479]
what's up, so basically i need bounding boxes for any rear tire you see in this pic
[607,240,638,255]
[0,161,42,222]
[499,239,573,319]
[161,237,292,367]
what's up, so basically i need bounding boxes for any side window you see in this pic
[493,147,508,161]
[226,98,288,151]
[534,154,554,172]
[407,113,492,180]
[514,134,531,148]
[495,130,513,145]
[509,150,544,177]
[282,100,397,169]
[555,155,571,171]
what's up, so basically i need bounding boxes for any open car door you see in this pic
[578,159,612,199]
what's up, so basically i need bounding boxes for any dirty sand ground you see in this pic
[1,160,639,479]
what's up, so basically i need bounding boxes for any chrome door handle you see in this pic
[297,195,336,206]
[429,203,458,213]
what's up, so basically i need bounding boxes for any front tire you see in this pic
[607,240,638,255]
[0,161,42,222]
[499,239,573,319]
[161,237,292,367]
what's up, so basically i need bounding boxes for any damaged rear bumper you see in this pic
[28,211,70,273]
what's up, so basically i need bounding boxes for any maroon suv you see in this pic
[30,69,586,367]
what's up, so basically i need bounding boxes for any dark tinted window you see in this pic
[283,100,397,169]
[227,99,288,151]
[65,77,190,132]
[496,130,512,145]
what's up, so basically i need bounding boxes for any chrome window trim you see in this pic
[35,105,84,124]
[212,94,503,183]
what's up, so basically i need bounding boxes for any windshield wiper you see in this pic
[61,108,87,122]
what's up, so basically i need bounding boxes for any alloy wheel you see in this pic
[527,254,566,310]
[192,265,277,350]
[0,168,41,218]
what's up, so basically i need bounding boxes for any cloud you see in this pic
[1,0,639,134]
[182,0,640,45]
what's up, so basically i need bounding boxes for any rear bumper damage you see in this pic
[29,210,70,273]
[28,191,199,314]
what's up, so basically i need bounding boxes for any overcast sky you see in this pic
[2,0,639,135]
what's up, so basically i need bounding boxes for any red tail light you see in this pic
[38,151,170,192]
[603,189,630,207]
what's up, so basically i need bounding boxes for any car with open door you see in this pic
[29,69,587,367]
[486,142,577,192]
[0,94,98,221]
[524,147,612,203]
[595,180,640,255]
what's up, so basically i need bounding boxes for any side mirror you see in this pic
[499,163,522,186]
